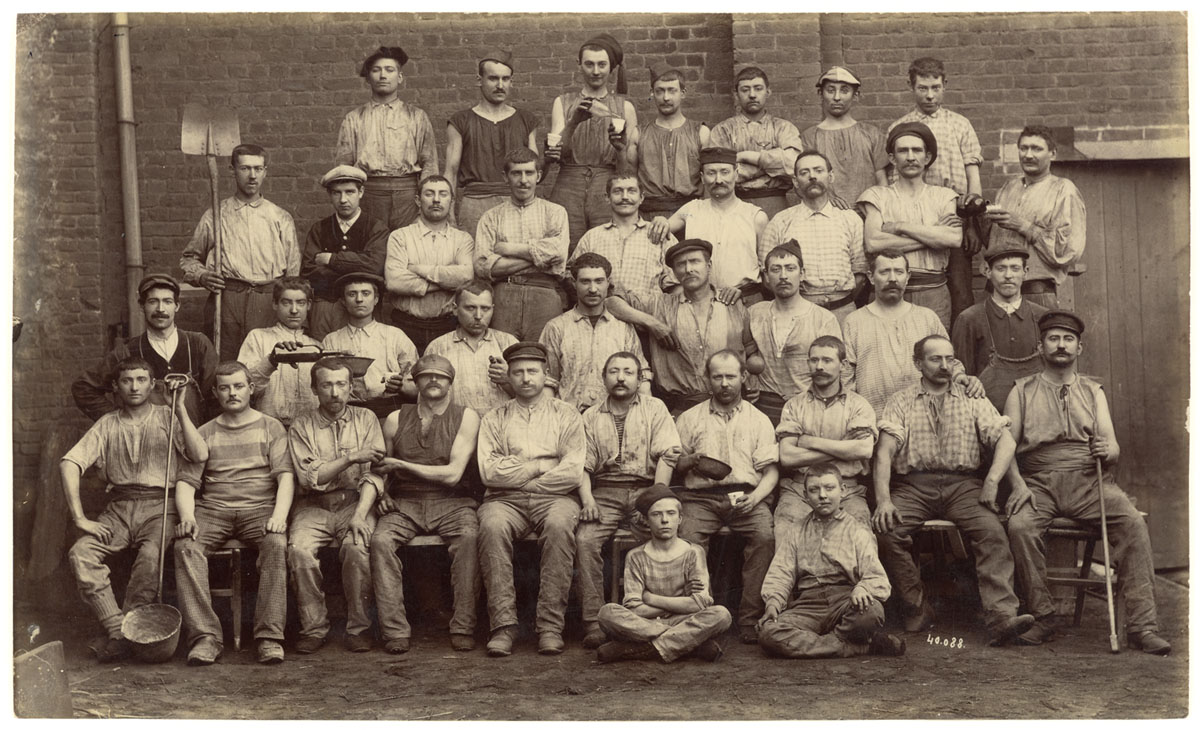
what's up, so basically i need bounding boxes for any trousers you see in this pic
[759,583,884,658]
[548,164,614,254]
[455,193,508,240]
[389,309,457,355]
[598,603,732,663]
[206,285,277,362]
[575,485,653,632]
[287,495,376,639]
[361,175,419,231]
[309,300,349,342]
[489,281,565,342]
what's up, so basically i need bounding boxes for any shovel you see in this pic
[181,104,240,354]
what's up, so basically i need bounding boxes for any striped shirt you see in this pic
[322,320,418,400]
[888,107,982,195]
[238,323,321,426]
[62,405,189,496]
[474,198,570,280]
[776,387,876,494]
[675,198,763,289]
[708,112,803,193]
[878,382,1010,475]
[570,219,675,295]
[477,395,585,496]
[621,542,713,611]
[583,394,680,481]
[758,202,866,296]
[424,327,518,414]
[336,98,438,178]
[179,413,290,510]
[288,405,384,494]
[856,183,961,274]
[745,299,845,399]
[990,174,1087,286]
[180,197,300,285]
[675,399,778,490]
[539,306,646,409]
[384,218,475,319]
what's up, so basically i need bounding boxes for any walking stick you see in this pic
[1084,425,1121,654]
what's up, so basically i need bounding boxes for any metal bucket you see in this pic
[121,603,182,663]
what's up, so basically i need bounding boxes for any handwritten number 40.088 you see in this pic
[928,634,964,649]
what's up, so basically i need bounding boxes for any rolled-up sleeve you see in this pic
[647,401,681,469]
[529,205,569,275]
[288,421,326,490]
[760,532,799,614]
[877,394,908,447]
[972,399,1011,449]
[853,526,892,602]
[473,211,502,280]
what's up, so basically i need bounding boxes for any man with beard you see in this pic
[758,152,867,323]
[1003,311,1170,653]
[576,351,681,649]
[743,241,844,425]
[474,147,570,341]
[425,280,519,414]
[445,50,540,237]
[337,46,438,230]
[570,174,675,297]
[800,67,888,207]
[540,253,648,410]
[238,277,321,427]
[950,246,1048,411]
[301,165,390,341]
[633,63,709,219]
[674,350,779,644]
[73,274,217,425]
[858,123,962,331]
[384,175,475,352]
[367,354,483,653]
[180,144,300,361]
[873,335,1035,645]
[321,273,418,406]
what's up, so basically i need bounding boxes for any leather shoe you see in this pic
[450,634,476,652]
[597,640,660,663]
[95,636,132,664]
[256,639,284,664]
[1128,630,1171,656]
[345,632,373,653]
[868,631,906,656]
[1013,619,1057,646]
[537,632,565,655]
[692,638,723,662]
[987,614,1035,646]
[384,638,411,654]
[903,601,935,633]
[582,627,607,650]
[295,635,326,654]
[187,636,222,666]
[738,625,759,644]
[486,626,517,657]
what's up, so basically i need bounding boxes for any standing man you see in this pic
[238,277,321,427]
[546,34,638,250]
[476,342,584,657]
[1004,311,1169,653]
[173,361,292,666]
[62,358,207,662]
[301,165,389,341]
[859,122,962,331]
[73,274,217,425]
[634,63,709,219]
[800,67,888,207]
[180,143,300,361]
[367,354,482,653]
[709,67,803,220]
[759,152,867,323]
[950,246,1048,411]
[674,350,779,644]
[985,126,1087,308]
[425,280,519,414]
[445,49,540,237]
[576,351,681,649]
[384,175,475,352]
[474,147,570,342]
[873,335,1035,645]
[650,147,769,300]
[322,272,418,406]
[287,358,386,654]
[570,174,674,297]
[337,45,438,230]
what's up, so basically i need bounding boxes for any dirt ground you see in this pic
[15,568,1188,721]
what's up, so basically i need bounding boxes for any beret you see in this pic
[886,122,938,167]
[665,239,713,265]
[635,484,680,517]
[360,46,408,77]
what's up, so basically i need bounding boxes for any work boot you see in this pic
[903,600,935,633]
[345,632,373,653]
[95,636,132,664]
[256,639,284,665]
[868,631,907,656]
[537,632,565,655]
[486,626,518,657]
[987,614,1035,646]
[449,634,476,652]
[596,640,660,664]
[384,638,411,654]
[582,626,607,650]
[1013,619,1057,646]
[738,625,759,644]
[294,635,326,655]
[187,636,222,666]
[691,638,724,662]
[1128,630,1171,656]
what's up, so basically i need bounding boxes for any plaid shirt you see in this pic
[709,112,803,192]
[622,542,713,611]
[322,320,418,400]
[776,386,877,487]
[676,198,763,289]
[288,405,384,494]
[878,381,1009,475]
[336,98,438,177]
[675,399,778,490]
[180,197,299,285]
[857,183,961,275]
[888,107,982,195]
[570,218,675,295]
[990,174,1087,286]
[384,218,475,319]
[583,394,680,481]
[477,395,584,496]
[474,197,570,280]
[539,306,647,409]
[745,299,846,399]
[758,202,866,296]
[425,327,518,414]
[238,323,321,426]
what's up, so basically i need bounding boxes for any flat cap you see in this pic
[665,239,713,265]
[886,122,938,166]
[411,353,455,381]
[503,341,548,363]
[816,66,862,88]
[138,273,180,299]
[983,245,1030,265]
[635,484,680,517]
[360,46,408,77]
[699,146,737,167]
[334,271,385,292]
[479,48,513,70]
[1038,310,1085,336]
[320,164,367,189]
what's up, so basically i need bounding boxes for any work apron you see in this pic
[978,313,1041,412]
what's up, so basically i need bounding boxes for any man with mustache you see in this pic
[384,175,475,352]
[873,335,1035,646]
[632,63,709,219]
[709,66,803,220]
[576,352,681,649]
[950,246,1048,411]
[180,144,300,361]
[301,165,390,341]
[287,358,387,654]
[337,46,438,230]
[476,342,585,657]
[474,147,570,342]
[444,50,540,237]
[858,122,962,331]
[758,152,868,323]
[322,272,418,408]
[985,126,1087,309]
[366,354,483,654]
[1003,311,1169,653]
[425,280,519,414]
[237,277,321,427]
[570,175,675,297]
[800,67,888,208]
[173,361,292,666]
[674,350,779,644]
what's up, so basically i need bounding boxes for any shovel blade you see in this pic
[181,103,241,156]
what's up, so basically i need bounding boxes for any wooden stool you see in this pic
[1043,516,1142,628]
[209,539,249,651]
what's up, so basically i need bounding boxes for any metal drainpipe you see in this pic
[112,13,144,335]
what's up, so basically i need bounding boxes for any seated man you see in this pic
[367,354,482,654]
[174,361,293,666]
[577,351,681,649]
[595,484,731,663]
[238,276,321,427]
[873,335,1034,645]
[1004,311,1170,654]
[476,342,585,657]
[674,350,778,644]
[758,464,905,659]
[61,357,207,662]
[287,358,386,654]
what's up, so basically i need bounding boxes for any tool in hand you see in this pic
[1083,425,1121,654]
